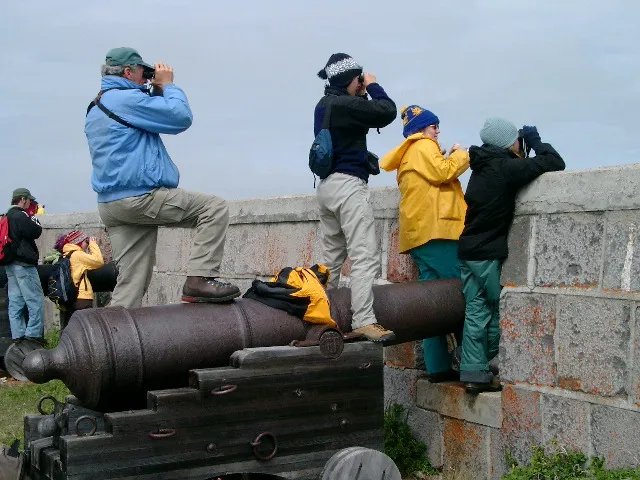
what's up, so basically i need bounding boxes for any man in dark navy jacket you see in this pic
[313,53,397,342]
[2,188,45,344]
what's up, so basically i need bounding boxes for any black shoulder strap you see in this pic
[86,87,143,131]
[322,98,333,130]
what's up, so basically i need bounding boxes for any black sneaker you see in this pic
[11,336,25,344]
[427,370,460,383]
[182,276,241,303]
[465,376,502,395]
[25,337,46,347]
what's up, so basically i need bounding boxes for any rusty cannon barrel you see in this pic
[23,279,464,411]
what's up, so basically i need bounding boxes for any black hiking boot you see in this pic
[427,370,460,383]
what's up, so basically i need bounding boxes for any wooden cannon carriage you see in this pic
[23,340,400,479]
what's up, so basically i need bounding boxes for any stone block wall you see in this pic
[497,163,640,473]
[37,190,414,305]
[34,163,640,478]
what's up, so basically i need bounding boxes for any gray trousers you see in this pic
[98,187,229,308]
[316,173,379,329]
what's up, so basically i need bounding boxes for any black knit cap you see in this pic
[318,53,363,88]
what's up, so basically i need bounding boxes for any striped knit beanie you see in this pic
[64,230,89,247]
[317,53,363,88]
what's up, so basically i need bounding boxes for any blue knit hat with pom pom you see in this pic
[401,105,440,138]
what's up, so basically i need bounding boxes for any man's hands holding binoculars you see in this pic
[150,63,174,89]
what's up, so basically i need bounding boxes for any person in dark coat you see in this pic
[313,53,397,342]
[2,188,45,344]
[458,118,565,393]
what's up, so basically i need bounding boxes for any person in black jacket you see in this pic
[314,53,397,342]
[3,188,45,344]
[458,118,565,394]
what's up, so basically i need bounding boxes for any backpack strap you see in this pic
[78,270,89,291]
[86,87,144,131]
[322,100,332,130]
[65,250,89,290]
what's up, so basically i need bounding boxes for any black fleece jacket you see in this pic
[3,206,42,265]
[314,83,397,182]
[458,143,565,261]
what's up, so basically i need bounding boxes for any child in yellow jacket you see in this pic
[60,230,104,327]
[381,105,469,383]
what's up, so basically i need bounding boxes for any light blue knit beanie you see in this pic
[479,117,519,149]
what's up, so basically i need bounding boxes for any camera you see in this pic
[142,69,155,80]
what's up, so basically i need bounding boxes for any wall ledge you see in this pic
[516,163,640,215]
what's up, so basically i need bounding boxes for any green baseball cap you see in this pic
[105,47,153,70]
[12,188,36,201]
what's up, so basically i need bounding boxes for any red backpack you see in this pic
[0,215,12,265]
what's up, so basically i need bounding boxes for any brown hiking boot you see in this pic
[352,323,396,343]
[182,276,241,303]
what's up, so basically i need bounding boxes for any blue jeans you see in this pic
[409,240,461,374]
[5,263,44,340]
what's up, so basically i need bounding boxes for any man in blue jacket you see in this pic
[85,47,240,308]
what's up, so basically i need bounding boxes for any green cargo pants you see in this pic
[409,239,460,374]
[459,259,503,384]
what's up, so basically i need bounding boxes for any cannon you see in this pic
[19,280,464,479]
[23,279,464,411]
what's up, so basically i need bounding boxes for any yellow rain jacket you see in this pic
[381,134,470,253]
[62,241,105,301]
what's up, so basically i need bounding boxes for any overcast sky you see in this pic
[1,1,639,213]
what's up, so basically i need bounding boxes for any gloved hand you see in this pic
[520,125,542,150]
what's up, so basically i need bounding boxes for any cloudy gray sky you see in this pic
[1,1,639,213]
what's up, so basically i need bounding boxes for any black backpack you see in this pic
[46,251,86,309]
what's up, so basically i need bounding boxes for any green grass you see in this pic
[504,445,640,480]
[384,403,440,477]
[0,328,69,447]
[0,379,70,446]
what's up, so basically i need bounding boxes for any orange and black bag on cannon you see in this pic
[243,264,337,328]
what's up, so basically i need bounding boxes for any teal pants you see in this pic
[459,259,502,384]
[409,240,460,374]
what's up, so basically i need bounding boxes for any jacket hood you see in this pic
[62,243,82,254]
[381,134,437,172]
[469,144,516,172]
[324,85,349,97]
[100,75,147,91]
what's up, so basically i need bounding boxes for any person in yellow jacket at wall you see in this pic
[60,230,104,328]
[381,105,469,383]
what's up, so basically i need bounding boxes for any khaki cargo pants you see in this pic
[98,187,229,308]
[316,173,379,330]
